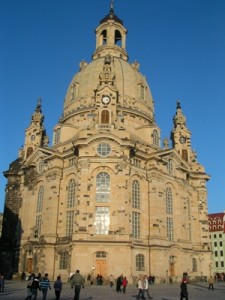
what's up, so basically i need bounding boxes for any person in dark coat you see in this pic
[116,274,123,292]
[30,275,41,300]
[54,275,62,300]
[180,279,188,300]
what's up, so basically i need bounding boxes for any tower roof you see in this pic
[100,0,123,25]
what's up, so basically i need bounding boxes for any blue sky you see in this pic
[1,0,225,213]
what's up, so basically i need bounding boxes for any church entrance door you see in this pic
[26,257,33,273]
[95,260,107,278]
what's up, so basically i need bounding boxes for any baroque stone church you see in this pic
[1,3,211,281]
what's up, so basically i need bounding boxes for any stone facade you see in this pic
[1,4,211,281]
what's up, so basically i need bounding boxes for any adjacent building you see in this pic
[1,4,211,281]
[208,212,225,275]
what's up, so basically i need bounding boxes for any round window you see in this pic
[97,143,111,157]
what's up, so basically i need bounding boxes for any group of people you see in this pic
[24,272,62,300]
[214,272,225,282]
[136,275,153,299]
[115,274,128,293]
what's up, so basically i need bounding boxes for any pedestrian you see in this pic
[122,276,128,293]
[70,270,85,300]
[24,275,34,300]
[180,279,188,300]
[116,274,123,292]
[86,274,91,286]
[144,275,153,299]
[30,275,41,300]
[208,276,214,290]
[54,275,62,300]
[109,274,115,287]
[0,275,5,292]
[21,271,26,281]
[39,273,51,300]
[136,275,145,300]
[96,274,103,285]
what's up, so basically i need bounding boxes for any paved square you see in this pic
[1,280,225,299]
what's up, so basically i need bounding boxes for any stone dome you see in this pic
[63,56,154,122]
[61,5,155,130]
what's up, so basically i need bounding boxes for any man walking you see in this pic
[30,275,41,300]
[39,273,51,300]
[71,270,85,300]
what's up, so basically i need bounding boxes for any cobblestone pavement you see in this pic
[1,280,225,300]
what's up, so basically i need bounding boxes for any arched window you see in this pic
[136,254,145,271]
[35,215,42,236]
[67,179,76,208]
[166,188,173,241]
[166,188,173,215]
[132,212,140,238]
[167,217,174,241]
[96,172,110,202]
[70,84,76,101]
[26,147,33,158]
[132,180,140,208]
[140,86,145,100]
[95,207,110,234]
[115,30,122,46]
[167,160,173,174]
[192,258,197,272]
[152,130,159,146]
[59,252,68,270]
[100,30,107,45]
[101,109,110,124]
[66,211,74,237]
[36,186,44,213]
[182,149,188,162]
[54,128,61,145]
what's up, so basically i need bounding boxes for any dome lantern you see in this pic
[93,1,128,61]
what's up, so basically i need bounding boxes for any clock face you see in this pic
[179,136,186,144]
[102,95,110,105]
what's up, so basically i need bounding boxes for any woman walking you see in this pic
[54,276,62,300]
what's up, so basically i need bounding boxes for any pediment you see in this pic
[149,148,190,170]
[24,147,55,166]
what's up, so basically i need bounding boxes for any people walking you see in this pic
[136,276,145,300]
[122,276,128,293]
[30,275,41,300]
[54,275,62,300]
[180,279,188,300]
[144,275,152,299]
[39,273,51,300]
[70,270,85,300]
[208,276,214,290]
